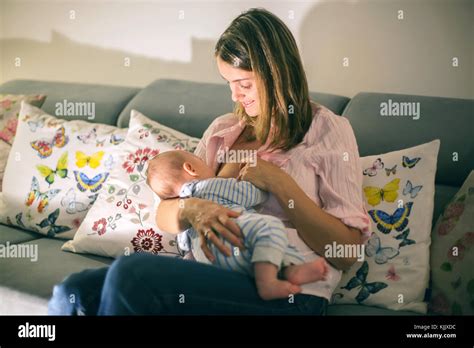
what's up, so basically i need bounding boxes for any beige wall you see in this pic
[0,0,472,99]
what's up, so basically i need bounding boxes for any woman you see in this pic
[49,8,371,315]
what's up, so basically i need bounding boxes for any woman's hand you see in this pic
[237,156,286,191]
[180,197,244,262]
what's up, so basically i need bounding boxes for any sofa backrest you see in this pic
[342,92,474,225]
[0,79,139,125]
[116,79,351,138]
[2,79,471,226]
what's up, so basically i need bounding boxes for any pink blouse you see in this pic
[194,102,372,300]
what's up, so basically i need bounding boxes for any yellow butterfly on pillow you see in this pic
[36,151,68,186]
[363,178,400,207]
[73,171,109,193]
[75,151,104,169]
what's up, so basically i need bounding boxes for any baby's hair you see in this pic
[146,151,189,200]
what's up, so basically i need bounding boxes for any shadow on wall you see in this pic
[299,0,473,99]
[1,0,472,99]
[0,30,221,87]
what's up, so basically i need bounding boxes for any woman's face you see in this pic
[216,56,259,117]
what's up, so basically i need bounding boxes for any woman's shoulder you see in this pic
[304,101,355,149]
[205,112,241,135]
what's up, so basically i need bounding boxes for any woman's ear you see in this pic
[182,161,198,177]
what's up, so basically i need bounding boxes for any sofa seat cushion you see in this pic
[0,222,41,245]
[327,304,419,316]
[0,238,112,314]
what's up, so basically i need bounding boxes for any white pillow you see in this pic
[62,110,200,258]
[332,140,440,313]
[430,170,474,315]
[0,102,127,239]
[0,94,47,190]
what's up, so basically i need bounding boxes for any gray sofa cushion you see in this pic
[310,91,350,116]
[327,304,419,316]
[0,238,112,314]
[342,92,474,188]
[432,184,461,226]
[0,79,140,126]
[117,79,350,137]
[117,79,233,137]
[0,223,41,245]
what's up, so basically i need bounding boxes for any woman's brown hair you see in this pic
[215,8,313,151]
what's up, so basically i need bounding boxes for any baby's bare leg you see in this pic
[254,262,301,300]
[283,258,328,285]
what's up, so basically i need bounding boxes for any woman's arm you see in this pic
[238,158,364,271]
[271,171,363,271]
[155,198,191,233]
[157,115,247,260]
[156,197,244,261]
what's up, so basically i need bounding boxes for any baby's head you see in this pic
[146,150,215,199]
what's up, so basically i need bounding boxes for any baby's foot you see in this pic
[284,259,328,285]
[256,279,301,300]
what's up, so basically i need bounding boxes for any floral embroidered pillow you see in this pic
[0,102,127,239]
[62,110,200,258]
[333,140,440,313]
[429,170,474,315]
[0,94,47,190]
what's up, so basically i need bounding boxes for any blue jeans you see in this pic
[48,253,328,315]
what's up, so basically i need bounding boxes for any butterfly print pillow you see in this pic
[334,140,440,314]
[0,102,127,239]
[430,171,474,315]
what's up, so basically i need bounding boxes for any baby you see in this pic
[146,150,328,300]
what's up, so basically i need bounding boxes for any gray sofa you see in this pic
[0,79,472,315]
